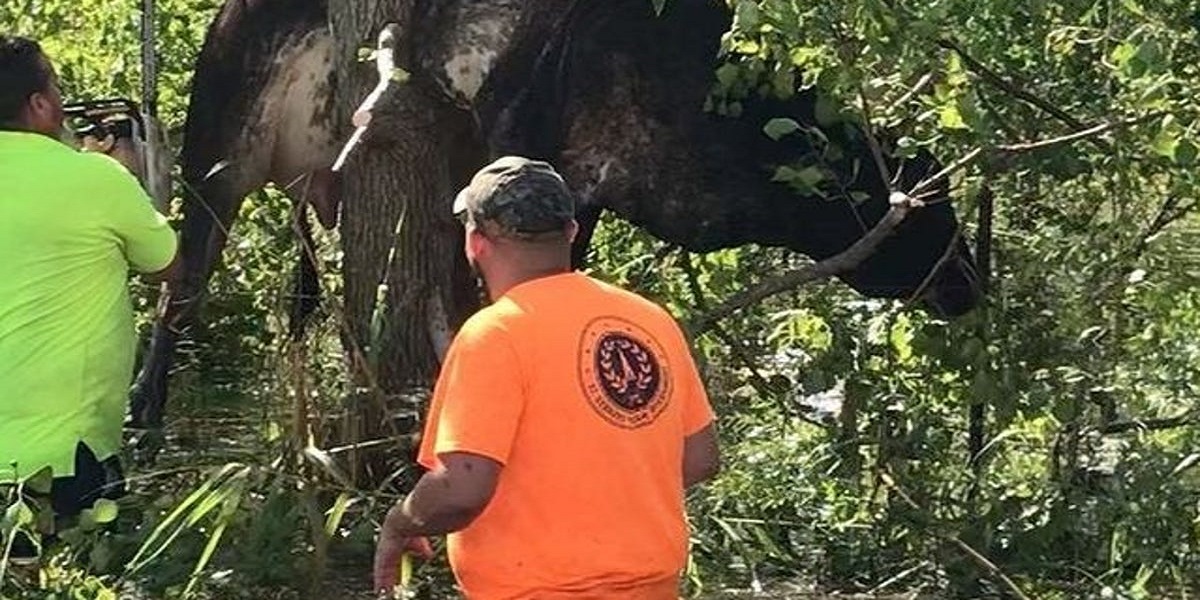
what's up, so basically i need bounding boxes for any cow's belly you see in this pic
[268,28,338,189]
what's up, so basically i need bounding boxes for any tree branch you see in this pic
[911,113,1154,200]
[678,250,829,429]
[893,71,936,112]
[690,193,920,335]
[857,82,894,191]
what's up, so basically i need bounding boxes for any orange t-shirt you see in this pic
[417,272,715,600]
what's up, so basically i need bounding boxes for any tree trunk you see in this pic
[330,1,483,486]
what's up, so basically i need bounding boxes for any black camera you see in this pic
[63,98,145,143]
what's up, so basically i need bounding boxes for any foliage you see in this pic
[3,0,1200,598]
[643,0,1200,597]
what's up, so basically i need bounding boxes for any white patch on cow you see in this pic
[268,30,337,186]
[596,160,614,186]
[444,44,497,103]
[564,149,617,207]
[439,2,524,105]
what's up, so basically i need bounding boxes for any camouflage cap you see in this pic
[452,156,576,238]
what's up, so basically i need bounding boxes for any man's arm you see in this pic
[140,248,182,283]
[684,423,720,488]
[381,452,502,538]
[86,152,180,278]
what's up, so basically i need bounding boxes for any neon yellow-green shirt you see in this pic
[0,131,177,481]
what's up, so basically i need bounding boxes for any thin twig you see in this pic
[910,148,984,197]
[996,113,1160,152]
[911,113,1153,197]
[1117,196,1196,272]
[893,72,936,111]
[938,36,1112,153]
[887,72,936,190]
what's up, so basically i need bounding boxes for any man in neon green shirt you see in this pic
[0,35,180,521]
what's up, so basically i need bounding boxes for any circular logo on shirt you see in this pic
[578,317,671,428]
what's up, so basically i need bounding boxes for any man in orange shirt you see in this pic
[373,156,720,599]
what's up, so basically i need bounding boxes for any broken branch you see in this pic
[333,23,403,172]
[910,147,984,197]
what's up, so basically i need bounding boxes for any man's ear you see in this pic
[26,91,51,117]
[466,225,489,257]
[566,220,580,244]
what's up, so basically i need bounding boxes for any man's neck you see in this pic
[486,265,573,300]
[0,124,53,139]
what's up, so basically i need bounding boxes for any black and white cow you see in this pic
[130,0,982,430]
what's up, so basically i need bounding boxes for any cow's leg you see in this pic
[130,176,248,430]
[288,201,322,341]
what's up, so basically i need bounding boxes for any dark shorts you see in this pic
[48,442,127,517]
[6,443,125,560]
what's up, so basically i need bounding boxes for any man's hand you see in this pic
[373,531,433,595]
[81,132,142,178]
[369,453,501,594]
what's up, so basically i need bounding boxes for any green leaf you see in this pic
[1152,129,1179,158]
[1174,139,1197,166]
[814,93,841,126]
[938,102,969,130]
[1134,39,1162,67]
[127,463,246,575]
[772,68,796,99]
[889,315,914,362]
[324,492,353,538]
[789,47,824,68]
[763,118,801,141]
[1120,0,1146,17]
[734,0,760,31]
[91,498,120,525]
[714,63,740,90]
[1111,42,1137,73]
[733,39,761,54]
[773,165,827,194]
[90,537,114,572]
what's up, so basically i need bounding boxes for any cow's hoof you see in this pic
[126,427,166,467]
